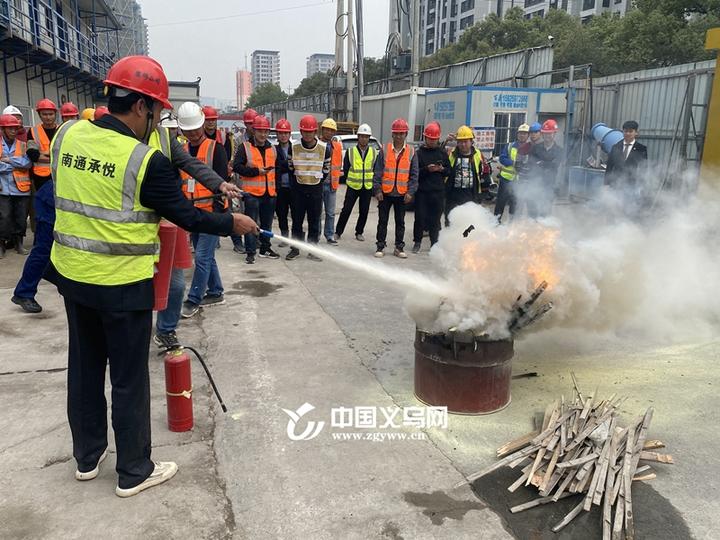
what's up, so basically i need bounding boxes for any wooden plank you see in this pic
[643,440,665,450]
[526,445,549,486]
[566,408,614,452]
[552,500,586,532]
[540,445,561,493]
[626,408,655,540]
[460,444,538,485]
[510,492,576,513]
[571,371,585,405]
[633,472,657,482]
[639,451,674,464]
[497,430,540,458]
[612,488,625,540]
[556,452,598,469]
[508,468,533,492]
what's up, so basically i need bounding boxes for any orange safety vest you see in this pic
[240,141,277,197]
[30,125,53,177]
[330,140,343,190]
[381,143,414,195]
[0,139,30,192]
[181,138,218,212]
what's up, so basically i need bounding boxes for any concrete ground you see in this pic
[1,187,717,539]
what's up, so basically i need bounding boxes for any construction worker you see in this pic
[373,118,417,258]
[176,102,231,318]
[529,119,563,218]
[445,125,492,221]
[319,118,342,245]
[0,114,31,259]
[287,114,332,261]
[233,114,279,263]
[203,105,233,163]
[529,122,542,145]
[494,123,530,223]
[26,98,58,237]
[335,123,376,242]
[3,105,27,141]
[60,102,79,121]
[243,108,257,142]
[46,56,257,498]
[412,122,450,253]
[274,118,293,242]
[94,106,109,120]
[149,111,240,347]
[80,107,95,121]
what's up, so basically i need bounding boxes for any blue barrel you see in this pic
[591,123,624,154]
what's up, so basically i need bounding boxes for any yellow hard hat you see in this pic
[80,108,95,120]
[517,123,531,133]
[456,125,474,140]
[321,118,337,131]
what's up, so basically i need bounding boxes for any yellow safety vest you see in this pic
[50,119,161,286]
[292,140,326,185]
[449,149,483,192]
[346,146,376,190]
[148,126,172,158]
[499,145,518,181]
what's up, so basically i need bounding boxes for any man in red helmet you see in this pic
[46,55,258,498]
[26,99,58,194]
[372,118,418,258]
[412,121,450,253]
[202,105,232,162]
[0,114,32,259]
[60,102,79,122]
[273,118,293,241]
[529,119,563,218]
[243,108,257,143]
[287,114,332,260]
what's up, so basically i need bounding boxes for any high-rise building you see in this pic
[236,70,252,109]
[251,50,280,90]
[389,0,631,58]
[306,53,335,78]
[106,0,149,57]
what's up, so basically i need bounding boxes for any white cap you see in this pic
[176,102,205,131]
[357,123,372,136]
[159,113,178,129]
[3,105,22,116]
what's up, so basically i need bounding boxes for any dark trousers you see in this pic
[494,178,517,222]
[64,298,155,489]
[275,186,293,236]
[0,194,30,242]
[335,187,372,237]
[291,183,323,244]
[413,190,444,245]
[244,193,276,254]
[445,189,475,225]
[13,220,53,299]
[376,195,406,250]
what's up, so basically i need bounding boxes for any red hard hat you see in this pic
[103,55,172,110]
[202,105,219,120]
[243,108,257,126]
[423,121,441,139]
[0,114,22,127]
[253,115,270,130]
[391,118,409,133]
[299,114,318,132]
[275,118,292,133]
[60,102,79,117]
[94,106,109,120]
[36,98,57,112]
[541,119,559,133]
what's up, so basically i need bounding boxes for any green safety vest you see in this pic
[50,119,161,286]
[449,149,483,192]
[148,126,172,158]
[499,144,518,181]
[346,146,376,190]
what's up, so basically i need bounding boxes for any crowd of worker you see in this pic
[0,53,650,500]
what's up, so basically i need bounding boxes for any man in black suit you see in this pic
[604,120,648,215]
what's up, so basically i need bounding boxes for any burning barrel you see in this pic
[414,329,513,415]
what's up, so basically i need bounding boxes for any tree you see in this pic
[246,83,288,108]
[363,57,389,82]
[291,72,330,98]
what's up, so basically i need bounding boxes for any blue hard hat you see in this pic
[529,122,542,133]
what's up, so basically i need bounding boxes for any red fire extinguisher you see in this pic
[165,349,193,432]
[163,345,227,432]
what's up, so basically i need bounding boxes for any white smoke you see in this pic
[406,172,720,343]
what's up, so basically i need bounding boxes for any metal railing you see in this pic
[1,0,114,79]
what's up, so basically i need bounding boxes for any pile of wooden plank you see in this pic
[464,376,674,539]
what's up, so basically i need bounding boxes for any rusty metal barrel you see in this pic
[414,329,513,415]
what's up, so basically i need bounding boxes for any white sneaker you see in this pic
[374,250,384,258]
[115,461,178,498]
[75,449,108,481]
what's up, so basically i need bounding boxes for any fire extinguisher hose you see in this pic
[160,346,228,413]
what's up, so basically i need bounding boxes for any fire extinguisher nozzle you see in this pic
[259,229,274,238]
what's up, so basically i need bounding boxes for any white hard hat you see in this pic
[176,102,205,131]
[357,123,372,136]
[159,113,178,129]
[3,105,22,116]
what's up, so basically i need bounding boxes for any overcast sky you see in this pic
[139,0,390,102]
